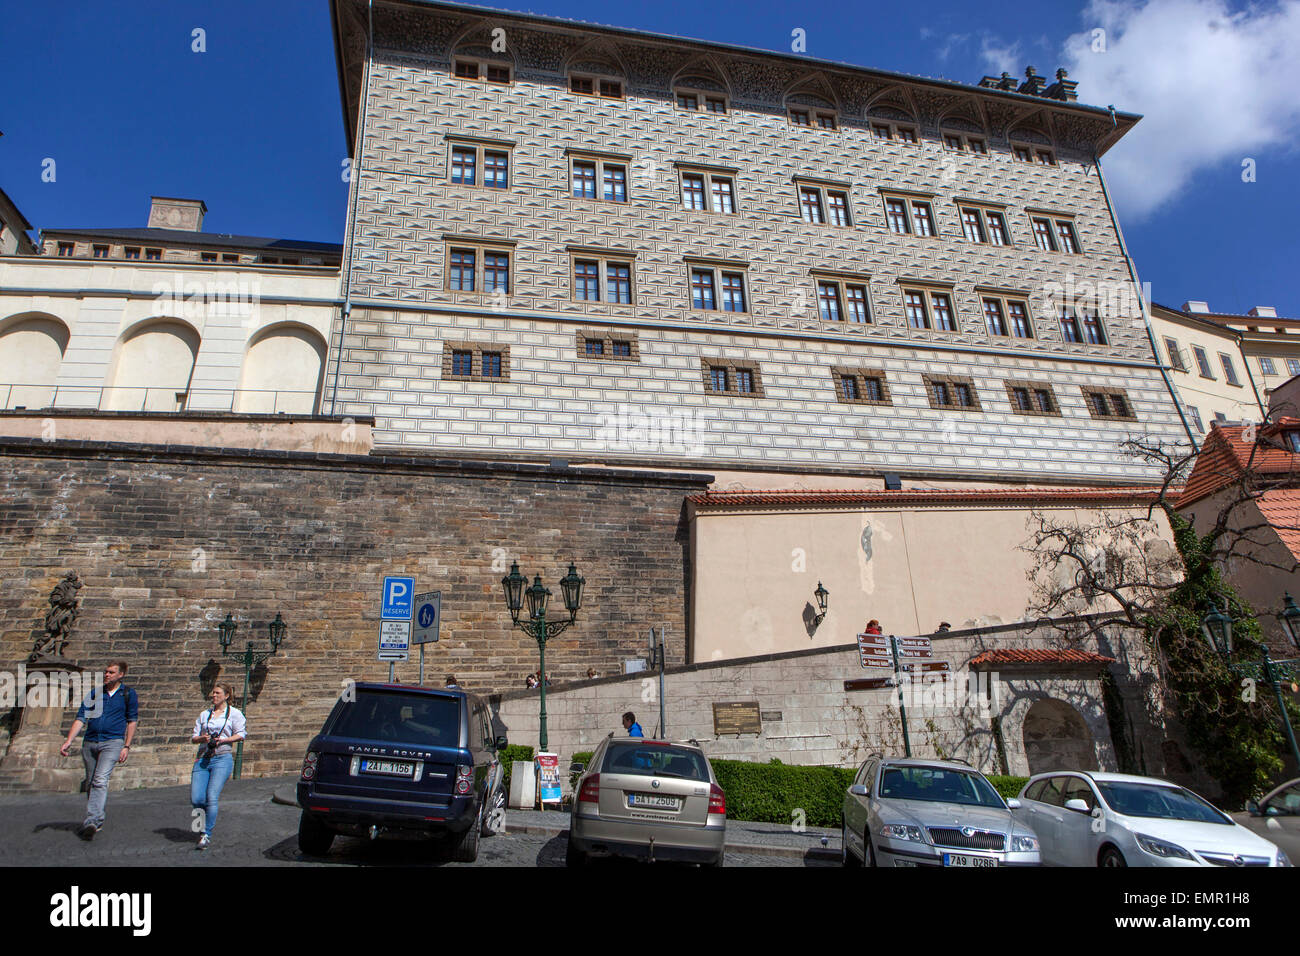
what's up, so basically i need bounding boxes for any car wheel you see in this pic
[297,811,335,856]
[841,819,859,867]
[706,851,724,868]
[1099,846,1127,868]
[866,832,878,868]
[482,785,507,837]
[448,801,483,863]
[565,832,587,867]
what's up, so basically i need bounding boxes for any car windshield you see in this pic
[1096,782,1231,824]
[601,743,710,781]
[328,691,460,746]
[878,766,1006,809]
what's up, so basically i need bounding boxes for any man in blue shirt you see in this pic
[60,661,139,840]
[622,711,643,738]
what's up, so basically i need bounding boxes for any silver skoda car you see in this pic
[841,756,1041,867]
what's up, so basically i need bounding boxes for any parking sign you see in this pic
[381,576,415,621]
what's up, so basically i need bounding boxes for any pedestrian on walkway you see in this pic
[189,682,246,850]
[622,711,643,738]
[59,661,139,840]
[864,619,882,636]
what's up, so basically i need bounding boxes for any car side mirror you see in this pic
[1245,799,1261,816]
[1006,798,1021,809]
[569,761,585,774]
[1064,798,1090,813]
[494,735,508,750]
[849,784,869,797]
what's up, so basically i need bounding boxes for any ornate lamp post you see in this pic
[501,562,584,752]
[217,611,286,778]
[812,581,830,628]
[1201,596,1300,769]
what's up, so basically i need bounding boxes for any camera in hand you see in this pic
[205,734,221,754]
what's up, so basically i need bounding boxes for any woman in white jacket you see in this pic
[190,682,247,850]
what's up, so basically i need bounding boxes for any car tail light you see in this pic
[456,765,472,795]
[708,784,726,815]
[300,751,318,781]
[578,774,601,804]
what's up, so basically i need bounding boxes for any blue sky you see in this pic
[2,0,1296,316]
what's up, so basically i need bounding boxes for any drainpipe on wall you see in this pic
[329,0,374,416]
[1239,329,1268,420]
[1095,106,1198,452]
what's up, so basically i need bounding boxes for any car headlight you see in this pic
[1278,849,1292,868]
[879,824,925,842]
[1134,833,1194,861]
[1010,834,1039,853]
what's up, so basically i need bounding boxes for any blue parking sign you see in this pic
[381,576,415,620]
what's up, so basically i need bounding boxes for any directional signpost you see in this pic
[857,631,890,668]
[412,590,442,685]
[380,576,415,680]
[855,632,951,758]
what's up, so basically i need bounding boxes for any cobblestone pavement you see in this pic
[0,778,835,867]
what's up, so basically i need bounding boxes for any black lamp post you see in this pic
[216,611,286,778]
[501,562,584,752]
[812,581,830,627]
[1201,595,1300,770]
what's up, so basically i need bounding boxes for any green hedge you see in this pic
[986,775,1030,800]
[711,759,855,828]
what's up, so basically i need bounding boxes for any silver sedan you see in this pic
[842,756,1041,867]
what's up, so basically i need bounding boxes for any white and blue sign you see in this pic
[381,576,415,621]
[412,590,441,645]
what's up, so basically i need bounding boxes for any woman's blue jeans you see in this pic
[190,752,234,837]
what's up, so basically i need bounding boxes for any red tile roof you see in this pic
[688,487,1163,508]
[1255,489,1300,562]
[1178,419,1300,507]
[970,649,1116,666]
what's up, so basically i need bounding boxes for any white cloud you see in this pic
[979,35,1023,75]
[1061,0,1300,221]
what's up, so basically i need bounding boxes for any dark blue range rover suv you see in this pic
[296,682,507,862]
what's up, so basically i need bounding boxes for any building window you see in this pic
[1004,381,1060,416]
[1059,312,1083,343]
[902,288,957,332]
[1286,431,1300,453]
[870,121,919,143]
[923,375,980,410]
[1031,218,1056,252]
[814,276,872,323]
[449,141,511,189]
[674,84,727,113]
[959,205,1010,245]
[570,156,628,202]
[942,132,988,153]
[882,194,936,236]
[1164,337,1186,371]
[446,242,513,295]
[124,247,141,259]
[1055,221,1080,254]
[1192,346,1214,379]
[1082,310,1107,345]
[453,59,512,83]
[678,169,736,214]
[56,242,75,256]
[1188,406,1204,432]
[832,367,891,406]
[145,248,162,261]
[1083,387,1137,420]
[576,330,639,362]
[1036,149,1058,166]
[1013,145,1033,162]
[789,107,837,129]
[1219,353,1241,386]
[570,74,623,98]
[700,359,764,397]
[980,296,1033,338]
[799,187,824,224]
[1289,359,1300,376]
[442,342,511,382]
[200,251,217,262]
[1260,356,1276,375]
[689,263,747,313]
[222,254,239,263]
[796,182,850,226]
[93,244,110,258]
[1030,215,1081,254]
[570,254,634,304]
[904,290,930,330]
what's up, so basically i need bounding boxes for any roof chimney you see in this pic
[1182,300,1210,314]
[1249,306,1278,318]
[147,196,207,232]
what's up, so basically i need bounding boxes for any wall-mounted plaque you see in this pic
[712,700,762,736]
[760,711,782,722]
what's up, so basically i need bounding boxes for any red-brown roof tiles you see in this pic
[688,487,1163,508]
[969,649,1116,666]
[1178,418,1300,508]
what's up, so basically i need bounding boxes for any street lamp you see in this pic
[501,562,584,752]
[1200,594,1300,770]
[1281,593,1300,649]
[648,627,666,740]
[812,581,830,628]
[216,611,286,779]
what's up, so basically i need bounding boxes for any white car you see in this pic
[1013,771,1290,867]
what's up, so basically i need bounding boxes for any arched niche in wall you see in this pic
[236,323,326,414]
[104,318,200,412]
[0,312,70,409]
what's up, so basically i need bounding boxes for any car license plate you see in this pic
[360,759,416,777]
[943,853,998,867]
[627,792,679,810]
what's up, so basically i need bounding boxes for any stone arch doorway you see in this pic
[1022,698,1098,774]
